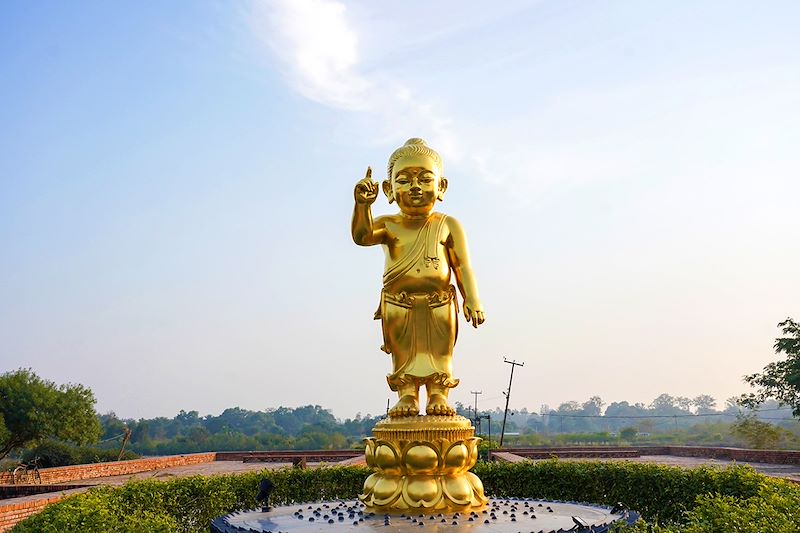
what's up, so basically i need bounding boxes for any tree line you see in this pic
[2,318,799,463]
[99,406,382,456]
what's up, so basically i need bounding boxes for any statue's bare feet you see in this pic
[389,395,419,417]
[426,394,455,416]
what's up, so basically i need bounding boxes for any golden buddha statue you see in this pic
[353,139,488,512]
[352,138,485,418]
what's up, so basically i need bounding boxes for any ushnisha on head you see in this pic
[382,138,448,215]
[386,137,444,180]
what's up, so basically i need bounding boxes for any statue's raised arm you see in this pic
[351,167,385,246]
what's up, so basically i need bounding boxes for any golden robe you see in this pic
[374,214,459,391]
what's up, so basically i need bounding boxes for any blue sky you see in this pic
[2,1,799,419]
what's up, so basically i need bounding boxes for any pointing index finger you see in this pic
[366,166,372,181]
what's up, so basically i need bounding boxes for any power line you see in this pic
[98,432,127,443]
[479,395,503,403]
[537,412,797,420]
[459,400,794,422]
[463,406,792,419]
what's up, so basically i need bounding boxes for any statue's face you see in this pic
[389,154,446,216]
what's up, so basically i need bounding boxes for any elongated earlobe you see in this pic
[437,177,448,201]
[382,180,395,204]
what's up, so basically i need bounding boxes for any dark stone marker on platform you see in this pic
[256,478,274,512]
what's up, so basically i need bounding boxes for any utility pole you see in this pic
[475,414,491,450]
[470,391,482,427]
[117,427,132,461]
[499,357,524,447]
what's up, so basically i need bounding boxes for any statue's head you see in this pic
[383,138,448,215]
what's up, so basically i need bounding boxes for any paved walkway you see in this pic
[8,453,800,493]
[79,460,295,486]
[635,454,800,483]
[75,454,800,486]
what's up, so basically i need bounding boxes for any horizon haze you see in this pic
[2,1,799,420]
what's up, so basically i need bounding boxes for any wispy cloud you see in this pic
[246,1,800,207]
[245,0,629,200]
[251,0,369,110]
[247,0,461,171]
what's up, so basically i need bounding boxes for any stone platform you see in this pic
[211,498,637,533]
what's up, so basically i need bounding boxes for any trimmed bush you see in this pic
[11,462,800,533]
[681,482,800,533]
[473,461,800,533]
[11,466,369,533]
[473,460,765,523]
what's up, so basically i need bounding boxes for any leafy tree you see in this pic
[693,394,718,414]
[0,369,101,460]
[99,412,127,440]
[724,397,742,416]
[675,396,693,412]
[130,420,152,446]
[731,414,782,449]
[649,393,676,411]
[188,426,210,444]
[741,318,800,416]
[582,396,605,417]
[175,409,200,427]
[557,401,580,412]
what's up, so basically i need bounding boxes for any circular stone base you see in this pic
[211,498,638,533]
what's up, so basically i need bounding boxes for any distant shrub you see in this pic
[11,462,800,533]
[22,439,139,468]
[0,458,21,472]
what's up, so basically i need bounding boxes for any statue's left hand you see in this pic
[463,299,485,329]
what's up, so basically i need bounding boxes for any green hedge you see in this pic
[473,461,765,523]
[11,466,367,533]
[473,461,800,533]
[11,462,800,533]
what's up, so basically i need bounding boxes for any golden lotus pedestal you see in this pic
[359,415,488,513]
